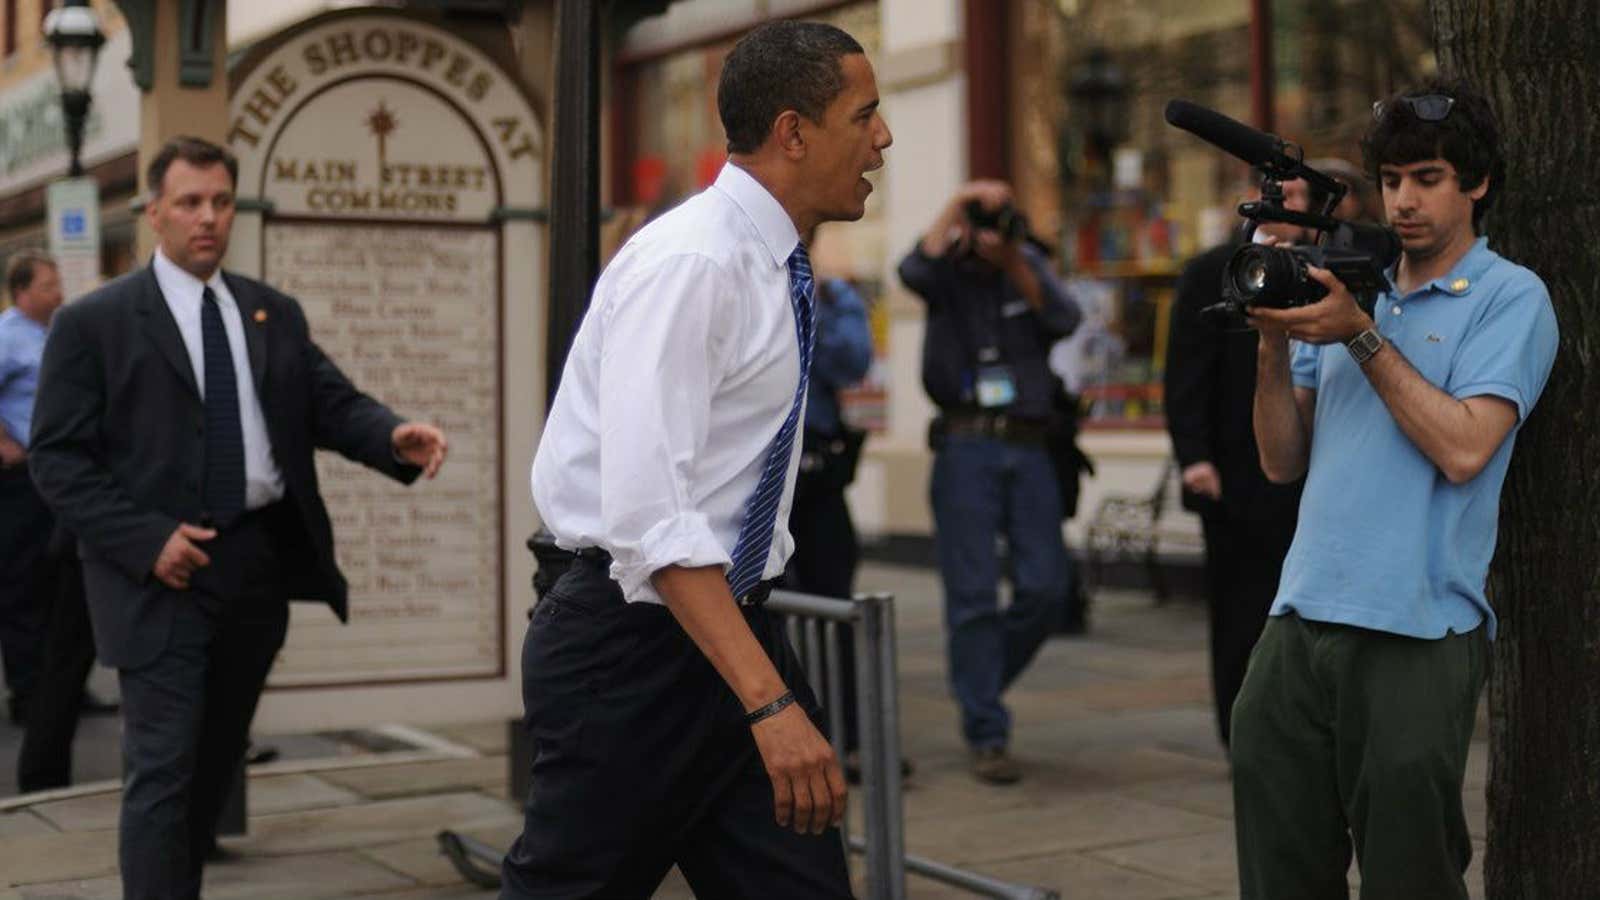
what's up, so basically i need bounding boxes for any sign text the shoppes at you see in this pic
[228,22,538,217]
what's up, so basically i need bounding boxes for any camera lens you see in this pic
[1242,257,1268,293]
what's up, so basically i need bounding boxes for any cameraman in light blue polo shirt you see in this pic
[1229,80,1559,900]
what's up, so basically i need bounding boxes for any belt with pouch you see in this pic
[937,411,1050,445]
[573,547,777,607]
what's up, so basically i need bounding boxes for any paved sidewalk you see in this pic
[0,561,1488,898]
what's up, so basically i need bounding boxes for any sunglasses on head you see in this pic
[1372,94,1455,122]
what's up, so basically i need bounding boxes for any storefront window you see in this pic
[618,2,891,430]
[1011,0,1432,430]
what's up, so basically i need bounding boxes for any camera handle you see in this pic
[1237,201,1343,236]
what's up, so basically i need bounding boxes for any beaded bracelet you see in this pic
[745,690,797,726]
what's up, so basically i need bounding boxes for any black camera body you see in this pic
[964,199,1030,242]
[1160,99,1401,325]
[1221,222,1399,315]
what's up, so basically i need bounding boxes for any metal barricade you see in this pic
[440,587,1058,900]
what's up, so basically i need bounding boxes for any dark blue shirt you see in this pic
[805,278,874,434]
[898,242,1081,420]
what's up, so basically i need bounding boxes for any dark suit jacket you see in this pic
[29,264,418,668]
[1163,242,1302,533]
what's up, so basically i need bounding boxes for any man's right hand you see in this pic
[1181,462,1223,501]
[750,701,848,835]
[153,523,217,590]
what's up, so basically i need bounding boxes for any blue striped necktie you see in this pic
[200,286,247,525]
[725,244,816,599]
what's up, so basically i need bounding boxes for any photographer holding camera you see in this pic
[898,180,1082,784]
[1229,81,1558,899]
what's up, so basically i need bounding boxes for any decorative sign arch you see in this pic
[224,10,545,728]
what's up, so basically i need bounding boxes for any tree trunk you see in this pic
[1430,3,1600,897]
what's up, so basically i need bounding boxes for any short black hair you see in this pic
[147,136,238,197]
[6,249,56,300]
[718,21,865,155]
[1362,79,1504,231]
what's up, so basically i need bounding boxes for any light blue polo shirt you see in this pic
[1272,237,1558,640]
[0,305,49,448]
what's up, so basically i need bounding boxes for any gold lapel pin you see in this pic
[1450,278,1470,292]
[253,309,268,323]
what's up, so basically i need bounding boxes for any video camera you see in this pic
[1164,100,1400,323]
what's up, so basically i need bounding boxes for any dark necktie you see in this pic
[726,244,816,599]
[201,287,246,524]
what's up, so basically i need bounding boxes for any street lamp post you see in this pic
[1067,45,1130,172]
[43,0,107,178]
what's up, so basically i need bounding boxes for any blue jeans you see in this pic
[931,435,1071,749]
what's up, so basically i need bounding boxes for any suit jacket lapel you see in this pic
[225,273,270,394]
[136,266,200,402]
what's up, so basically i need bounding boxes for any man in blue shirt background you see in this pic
[0,250,64,725]
[1231,81,1559,899]
[783,276,875,773]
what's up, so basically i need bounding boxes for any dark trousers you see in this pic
[0,467,53,714]
[17,529,97,791]
[930,435,1070,749]
[1199,511,1292,746]
[500,557,852,900]
[116,513,288,900]
[785,469,860,750]
[1231,613,1486,900]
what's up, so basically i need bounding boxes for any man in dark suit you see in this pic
[28,136,447,900]
[1163,174,1307,747]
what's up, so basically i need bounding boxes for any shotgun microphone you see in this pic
[1163,99,1302,172]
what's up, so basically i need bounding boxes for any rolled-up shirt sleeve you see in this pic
[597,253,740,598]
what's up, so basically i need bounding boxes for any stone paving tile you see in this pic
[359,888,498,900]
[318,756,507,800]
[902,793,1225,866]
[0,827,118,887]
[1087,826,1240,891]
[26,774,368,835]
[1119,775,1235,821]
[1464,738,1489,789]
[7,850,414,898]
[27,791,120,833]
[431,721,511,755]
[0,809,55,838]
[237,792,517,856]
[967,849,1224,900]
[250,772,367,816]
[359,820,521,887]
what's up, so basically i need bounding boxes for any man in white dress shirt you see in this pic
[501,21,891,900]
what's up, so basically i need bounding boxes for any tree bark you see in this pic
[1430,2,1600,897]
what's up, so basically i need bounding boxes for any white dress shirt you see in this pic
[152,248,285,510]
[531,162,808,603]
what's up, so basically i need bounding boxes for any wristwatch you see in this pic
[1346,328,1384,365]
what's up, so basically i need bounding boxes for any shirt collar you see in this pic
[0,306,47,334]
[712,161,800,269]
[152,247,227,304]
[1388,236,1495,299]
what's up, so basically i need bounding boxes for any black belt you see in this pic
[575,548,776,606]
[937,411,1051,444]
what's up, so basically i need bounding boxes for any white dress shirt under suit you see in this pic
[151,249,285,510]
[531,162,808,603]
